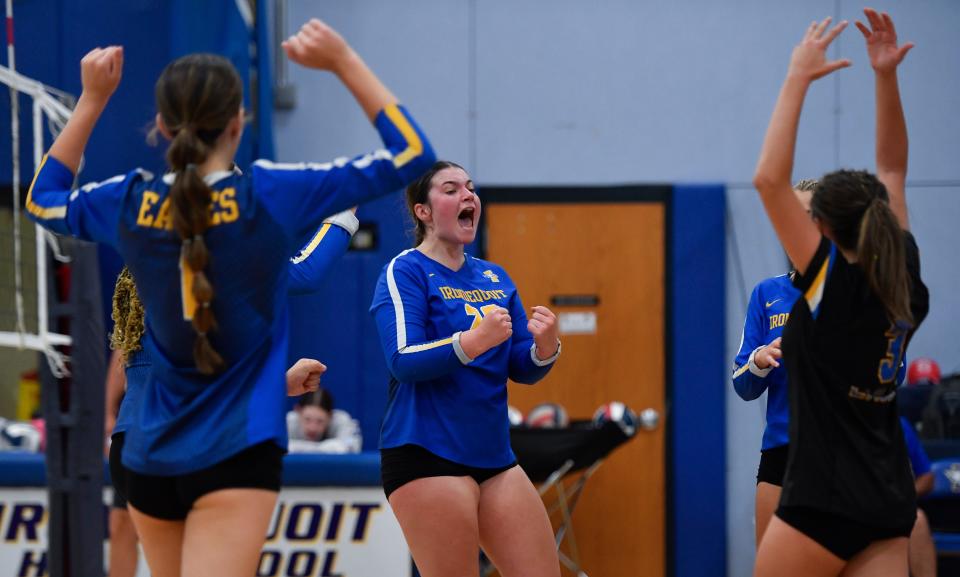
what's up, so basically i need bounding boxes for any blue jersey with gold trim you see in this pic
[111,210,356,437]
[732,274,798,451]
[371,250,557,468]
[27,105,434,475]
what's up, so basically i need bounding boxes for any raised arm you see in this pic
[753,17,850,275]
[282,19,396,122]
[26,47,130,243]
[49,47,123,173]
[857,8,913,229]
[256,19,434,247]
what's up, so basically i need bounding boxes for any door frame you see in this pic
[476,183,727,577]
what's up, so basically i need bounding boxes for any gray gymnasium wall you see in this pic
[275,1,960,576]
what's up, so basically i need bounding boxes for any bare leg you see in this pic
[108,507,140,577]
[477,466,560,577]
[755,482,782,548]
[908,510,937,577]
[754,515,844,577]
[180,489,278,577]
[841,537,908,577]
[127,506,185,577]
[388,476,482,577]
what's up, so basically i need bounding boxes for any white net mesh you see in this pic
[0,65,75,377]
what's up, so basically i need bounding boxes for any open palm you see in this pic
[856,8,914,73]
[788,17,851,82]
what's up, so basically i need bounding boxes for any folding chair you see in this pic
[481,420,634,577]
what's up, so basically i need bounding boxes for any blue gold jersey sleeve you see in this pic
[253,104,435,248]
[371,253,465,382]
[287,209,357,295]
[732,283,771,400]
[504,272,557,385]
[25,154,140,247]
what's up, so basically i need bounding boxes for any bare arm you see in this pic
[104,349,125,442]
[48,47,123,173]
[915,471,934,497]
[857,9,914,229]
[282,19,397,122]
[753,18,850,276]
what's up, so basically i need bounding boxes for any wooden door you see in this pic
[486,201,665,577]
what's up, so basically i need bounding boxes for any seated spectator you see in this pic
[287,389,361,453]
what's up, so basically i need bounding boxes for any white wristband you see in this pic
[323,209,360,236]
[452,331,474,365]
[530,339,561,366]
[747,346,773,377]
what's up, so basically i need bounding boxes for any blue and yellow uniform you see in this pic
[27,105,434,475]
[371,250,559,468]
[733,273,798,452]
[111,208,358,439]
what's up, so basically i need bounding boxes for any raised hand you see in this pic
[788,17,851,83]
[856,8,914,73]
[282,18,353,72]
[80,46,123,103]
[528,306,560,360]
[286,358,326,396]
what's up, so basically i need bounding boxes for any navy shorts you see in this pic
[776,505,914,560]
[756,444,789,486]
[380,444,516,499]
[109,432,130,509]
[126,441,284,521]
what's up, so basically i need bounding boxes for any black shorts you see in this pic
[109,432,130,509]
[756,444,789,486]
[776,505,914,560]
[126,441,284,521]
[380,444,517,499]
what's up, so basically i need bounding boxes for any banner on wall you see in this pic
[0,487,410,577]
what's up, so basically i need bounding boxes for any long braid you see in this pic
[155,54,241,374]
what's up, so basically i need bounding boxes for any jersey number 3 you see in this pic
[878,323,907,384]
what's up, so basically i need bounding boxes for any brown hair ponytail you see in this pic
[857,198,912,325]
[155,53,242,374]
[811,170,912,326]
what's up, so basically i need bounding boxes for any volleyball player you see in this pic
[27,17,435,577]
[752,11,928,577]
[371,161,562,577]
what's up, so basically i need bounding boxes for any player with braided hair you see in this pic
[27,17,435,577]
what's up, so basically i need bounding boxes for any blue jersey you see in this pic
[371,250,559,468]
[900,416,932,478]
[732,274,798,451]
[114,347,151,436]
[27,105,434,475]
[111,211,357,438]
[733,273,910,453]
